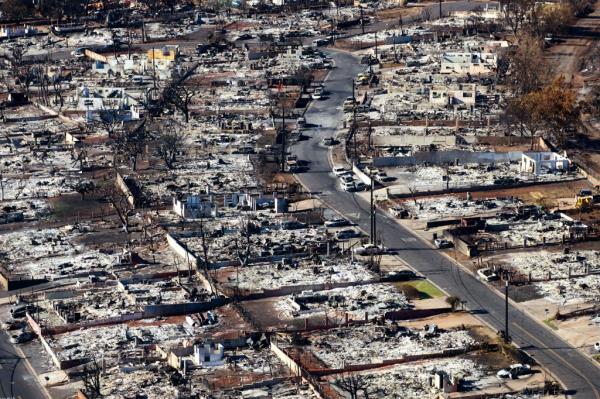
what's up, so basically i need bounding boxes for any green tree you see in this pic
[1,0,32,20]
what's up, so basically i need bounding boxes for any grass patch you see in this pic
[543,319,558,330]
[395,280,444,300]
[593,355,600,364]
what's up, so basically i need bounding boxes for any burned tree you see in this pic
[502,0,533,35]
[163,85,196,123]
[505,35,550,96]
[81,358,103,399]
[196,216,218,293]
[336,372,370,399]
[111,120,148,171]
[155,120,187,169]
[234,217,255,269]
[232,216,256,297]
[98,182,134,233]
[70,179,96,200]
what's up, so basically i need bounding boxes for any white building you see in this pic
[440,52,497,76]
[428,83,476,107]
[76,86,145,123]
[520,152,570,176]
[193,343,225,367]
[173,195,216,219]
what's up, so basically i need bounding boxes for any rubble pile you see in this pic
[334,357,487,398]
[275,283,410,318]
[223,260,374,292]
[398,196,521,220]
[310,325,475,367]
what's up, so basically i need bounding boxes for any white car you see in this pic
[497,364,531,379]
[341,181,355,192]
[594,342,600,352]
[477,267,499,282]
[340,175,354,184]
[312,88,323,100]
[364,166,380,175]
[333,165,350,176]
[353,244,383,256]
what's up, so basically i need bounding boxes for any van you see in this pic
[341,181,355,192]
[312,38,330,47]
[333,165,350,176]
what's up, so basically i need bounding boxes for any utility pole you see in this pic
[504,279,510,344]
[439,0,442,20]
[360,7,365,34]
[279,81,286,172]
[352,107,357,162]
[370,178,375,244]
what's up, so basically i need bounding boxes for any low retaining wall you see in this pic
[116,173,136,208]
[27,313,63,369]
[143,297,228,318]
[373,150,524,168]
[233,279,381,301]
[384,177,586,200]
[310,344,490,376]
[43,311,145,335]
[0,272,48,291]
[353,163,372,186]
[384,307,450,320]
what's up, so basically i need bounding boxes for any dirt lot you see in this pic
[375,4,424,20]
[546,2,600,86]
[453,180,591,210]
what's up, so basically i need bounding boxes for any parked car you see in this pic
[594,342,600,352]
[341,181,355,192]
[343,97,357,111]
[385,270,417,281]
[312,87,324,100]
[353,244,383,256]
[390,207,409,218]
[477,268,499,282]
[364,165,380,175]
[375,172,395,183]
[288,165,308,173]
[70,47,87,58]
[324,218,351,227]
[497,364,531,379]
[335,229,361,240]
[434,238,453,249]
[10,304,38,319]
[2,320,26,331]
[332,165,350,176]
[281,221,307,230]
[10,331,33,344]
[322,137,336,146]
[312,38,331,47]
[340,175,354,184]
[354,181,366,191]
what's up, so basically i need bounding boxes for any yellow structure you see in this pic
[147,46,179,61]
[575,195,593,210]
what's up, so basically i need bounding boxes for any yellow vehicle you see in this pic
[575,189,594,210]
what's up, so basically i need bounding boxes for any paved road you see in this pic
[0,329,46,399]
[290,50,600,398]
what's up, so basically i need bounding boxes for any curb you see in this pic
[13,344,53,399]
